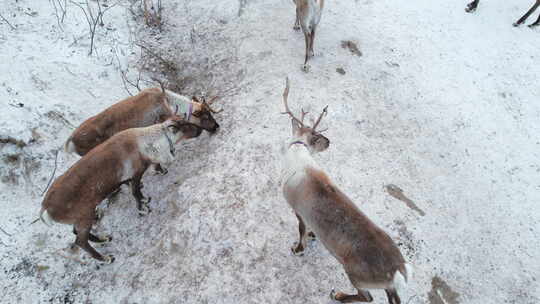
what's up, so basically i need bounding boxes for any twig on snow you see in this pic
[41,149,59,196]
[0,12,16,30]
[69,0,117,55]
[0,226,13,237]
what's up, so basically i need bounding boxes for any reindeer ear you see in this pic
[291,118,301,135]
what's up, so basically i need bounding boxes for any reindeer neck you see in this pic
[281,142,320,185]
[165,90,193,118]
[135,124,176,165]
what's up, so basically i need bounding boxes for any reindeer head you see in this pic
[163,115,203,143]
[155,79,221,134]
[281,77,330,153]
[189,96,221,134]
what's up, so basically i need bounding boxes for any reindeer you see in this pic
[466,0,540,27]
[280,78,411,303]
[39,116,202,263]
[64,87,220,157]
[292,0,325,72]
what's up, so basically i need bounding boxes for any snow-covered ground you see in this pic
[1,0,539,303]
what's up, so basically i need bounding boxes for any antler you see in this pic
[203,96,222,113]
[312,105,328,132]
[205,96,222,113]
[300,108,309,124]
[281,77,304,127]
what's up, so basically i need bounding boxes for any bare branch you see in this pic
[41,149,59,196]
[0,12,16,30]
[69,0,118,55]
[0,226,12,237]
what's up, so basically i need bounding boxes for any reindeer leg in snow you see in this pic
[330,289,373,303]
[514,0,540,26]
[291,213,308,255]
[74,224,114,263]
[294,8,300,30]
[529,12,540,27]
[153,163,168,175]
[309,26,316,58]
[73,227,111,243]
[385,289,401,304]
[302,30,311,72]
[131,173,151,215]
[465,0,479,12]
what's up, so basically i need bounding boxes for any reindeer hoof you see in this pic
[138,206,151,216]
[302,64,310,73]
[155,167,168,175]
[293,25,300,30]
[330,290,347,301]
[307,231,316,241]
[102,255,115,264]
[291,242,304,256]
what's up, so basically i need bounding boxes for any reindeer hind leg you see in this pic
[309,25,316,58]
[514,0,540,27]
[465,0,480,13]
[528,10,540,27]
[385,288,401,304]
[74,224,114,263]
[291,213,308,255]
[131,173,151,215]
[73,227,111,243]
[294,8,301,30]
[330,289,373,303]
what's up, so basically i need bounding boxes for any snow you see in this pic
[1,0,539,303]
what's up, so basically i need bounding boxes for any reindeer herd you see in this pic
[33,1,536,303]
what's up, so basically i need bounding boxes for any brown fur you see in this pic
[66,88,219,156]
[284,166,407,303]
[42,117,202,262]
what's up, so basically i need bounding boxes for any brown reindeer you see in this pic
[466,0,540,27]
[292,0,325,72]
[40,116,202,263]
[65,87,220,156]
[280,78,411,303]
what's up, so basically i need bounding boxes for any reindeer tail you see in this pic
[39,207,53,226]
[64,136,76,153]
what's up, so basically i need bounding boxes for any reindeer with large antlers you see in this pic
[280,77,412,303]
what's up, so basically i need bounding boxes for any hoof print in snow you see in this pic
[341,40,362,57]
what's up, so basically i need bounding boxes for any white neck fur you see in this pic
[281,142,320,187]
[135,123,183,166]
[165,90,192,116]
